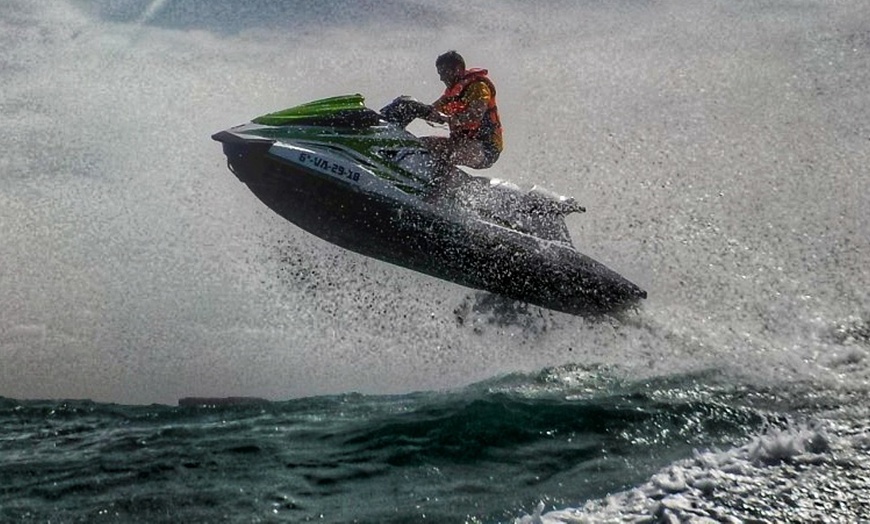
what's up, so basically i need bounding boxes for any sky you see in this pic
[1,0,868,404]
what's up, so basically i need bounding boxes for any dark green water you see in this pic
[1,366,770,523]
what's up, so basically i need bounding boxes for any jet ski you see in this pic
[212,94,646,315]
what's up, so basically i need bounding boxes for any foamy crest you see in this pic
[515,422,870,522]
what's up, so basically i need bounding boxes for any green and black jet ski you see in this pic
[212,94,646,315]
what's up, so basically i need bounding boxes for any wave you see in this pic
[4,364,868,522]
[518,421,870,523]
[1,365,778,523]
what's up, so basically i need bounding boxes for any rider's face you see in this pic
[437,65,461,87]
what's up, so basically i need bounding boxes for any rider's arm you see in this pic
[445,81,490,127]
[425,104,449,124]
[449,98,487,127]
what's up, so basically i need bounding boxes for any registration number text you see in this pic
[298,152,361,182]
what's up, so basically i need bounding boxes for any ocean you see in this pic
[4,366,867,523]
[2,0,869,522]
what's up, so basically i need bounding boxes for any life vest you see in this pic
[436,68,502,144]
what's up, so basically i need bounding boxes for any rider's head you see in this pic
[436,51,465,87]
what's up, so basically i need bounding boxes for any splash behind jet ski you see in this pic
[212,94,646,315]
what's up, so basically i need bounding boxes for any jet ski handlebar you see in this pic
[380,96,436,128]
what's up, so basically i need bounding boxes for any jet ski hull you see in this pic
[214,131,646,314]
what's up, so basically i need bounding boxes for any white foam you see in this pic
[515,422,870,522]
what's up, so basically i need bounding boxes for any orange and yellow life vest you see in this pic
[434,68,502,150]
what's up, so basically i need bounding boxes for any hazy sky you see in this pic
[1,0,868,404]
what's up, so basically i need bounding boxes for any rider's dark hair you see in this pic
[436,50,465,70]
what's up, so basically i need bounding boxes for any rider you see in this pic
[421,51,503,171]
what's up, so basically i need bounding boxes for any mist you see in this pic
[2,0,868,404]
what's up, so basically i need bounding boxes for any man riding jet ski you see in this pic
[212,64,647,315]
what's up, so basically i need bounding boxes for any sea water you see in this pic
[2,1,869,522]
[4,366,867,523]
[3,366,869,522]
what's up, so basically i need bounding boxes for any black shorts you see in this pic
[448,134,501,169]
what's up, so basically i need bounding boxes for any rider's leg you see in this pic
[420,136,489,169]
